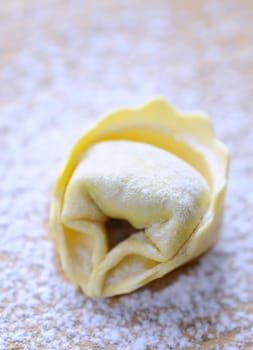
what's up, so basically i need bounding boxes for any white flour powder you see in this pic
[0,1,252,349]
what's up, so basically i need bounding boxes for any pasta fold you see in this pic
[50,99,229,297]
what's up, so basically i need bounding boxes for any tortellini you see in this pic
[50,99,229,297]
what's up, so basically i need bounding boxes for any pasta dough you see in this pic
[50,99,229,297]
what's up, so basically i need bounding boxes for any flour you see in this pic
[1,0,253,349]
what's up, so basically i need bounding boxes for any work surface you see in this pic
[1,1,253,349]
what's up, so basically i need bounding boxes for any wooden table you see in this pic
[1,1,252,349]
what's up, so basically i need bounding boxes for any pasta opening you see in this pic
[105,218,138,250]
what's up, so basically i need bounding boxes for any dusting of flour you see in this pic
[0,0,253,349]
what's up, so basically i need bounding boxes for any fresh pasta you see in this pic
[50,99,229,297]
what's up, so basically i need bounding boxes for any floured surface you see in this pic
[0,0,253,349]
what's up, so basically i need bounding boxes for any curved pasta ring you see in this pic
[50,99,229,297]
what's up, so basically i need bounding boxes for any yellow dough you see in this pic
[50,99,229,297]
